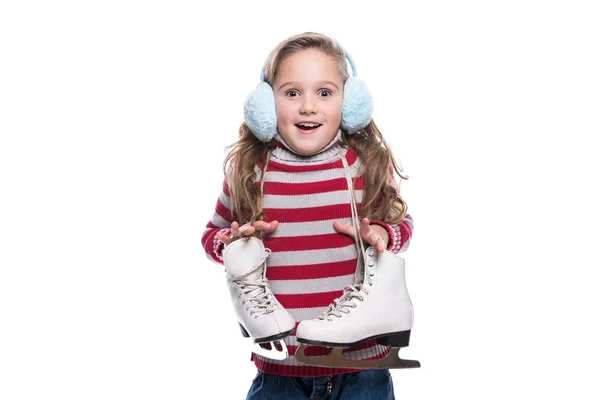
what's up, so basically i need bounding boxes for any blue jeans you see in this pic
[246,369,395,400]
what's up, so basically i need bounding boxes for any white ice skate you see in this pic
[223,236,296,360]
[294,246,420,369]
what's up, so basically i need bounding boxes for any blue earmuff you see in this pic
[243,50,373,142]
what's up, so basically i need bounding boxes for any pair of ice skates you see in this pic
[222,236,420,369]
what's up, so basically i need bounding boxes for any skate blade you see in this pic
[252,339,288,360]
[294,344,421,369]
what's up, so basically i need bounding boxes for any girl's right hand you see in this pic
[216,220,279,246]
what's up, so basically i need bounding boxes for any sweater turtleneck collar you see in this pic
[271,129,346,164]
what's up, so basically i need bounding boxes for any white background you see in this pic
[1,1,599,399]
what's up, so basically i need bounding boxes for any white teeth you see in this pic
[297,123,320,127]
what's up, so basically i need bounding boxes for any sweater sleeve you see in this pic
[369,215,413,253]
[201,178,237,265]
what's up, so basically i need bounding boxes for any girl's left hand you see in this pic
[333,218,389,253]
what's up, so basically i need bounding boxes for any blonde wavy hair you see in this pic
[223,32,409,229]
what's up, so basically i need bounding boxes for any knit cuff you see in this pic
[213,228,232,261]
[369,220,401,253]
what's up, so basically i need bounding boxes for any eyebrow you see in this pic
[277,80,340,91]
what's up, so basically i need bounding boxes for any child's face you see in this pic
[272,49,343,155]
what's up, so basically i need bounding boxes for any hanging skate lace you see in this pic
[231,249,279,318]
[319,148,376,322]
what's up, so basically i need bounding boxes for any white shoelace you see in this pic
[231,249,279,317]
[318,284,371,321]
[318,149,372,321]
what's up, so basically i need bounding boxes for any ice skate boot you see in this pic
[223,236,295,360]
[294,246,420,369]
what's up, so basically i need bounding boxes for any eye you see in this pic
[286,90,300,97]
[318,89,332,97]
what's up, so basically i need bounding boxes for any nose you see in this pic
[299,94,317,114]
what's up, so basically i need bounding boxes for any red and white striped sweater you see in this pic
[201,132,413,377]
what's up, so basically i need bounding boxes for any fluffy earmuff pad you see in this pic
[243,82,278,142]
[341,77,373,134]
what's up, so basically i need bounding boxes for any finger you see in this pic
[365,231,383,253]
[366,231,379,246]
[232,221,252,239]
[364,220,386,253]
[239,224,255,236]
[333,220,355,236]
[231,221,240,238]
[257,220,279,233]
[359,218,371,239]
[377,237,385,253]
[217,232,231,245]
[359,219,374,244]
[252,221,272,232]
[266,220,279,232]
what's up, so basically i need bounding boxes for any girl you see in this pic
[201,32,413,400]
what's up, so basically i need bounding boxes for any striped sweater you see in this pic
[201,132,413,377]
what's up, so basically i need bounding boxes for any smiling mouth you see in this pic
[295,123,322,131]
